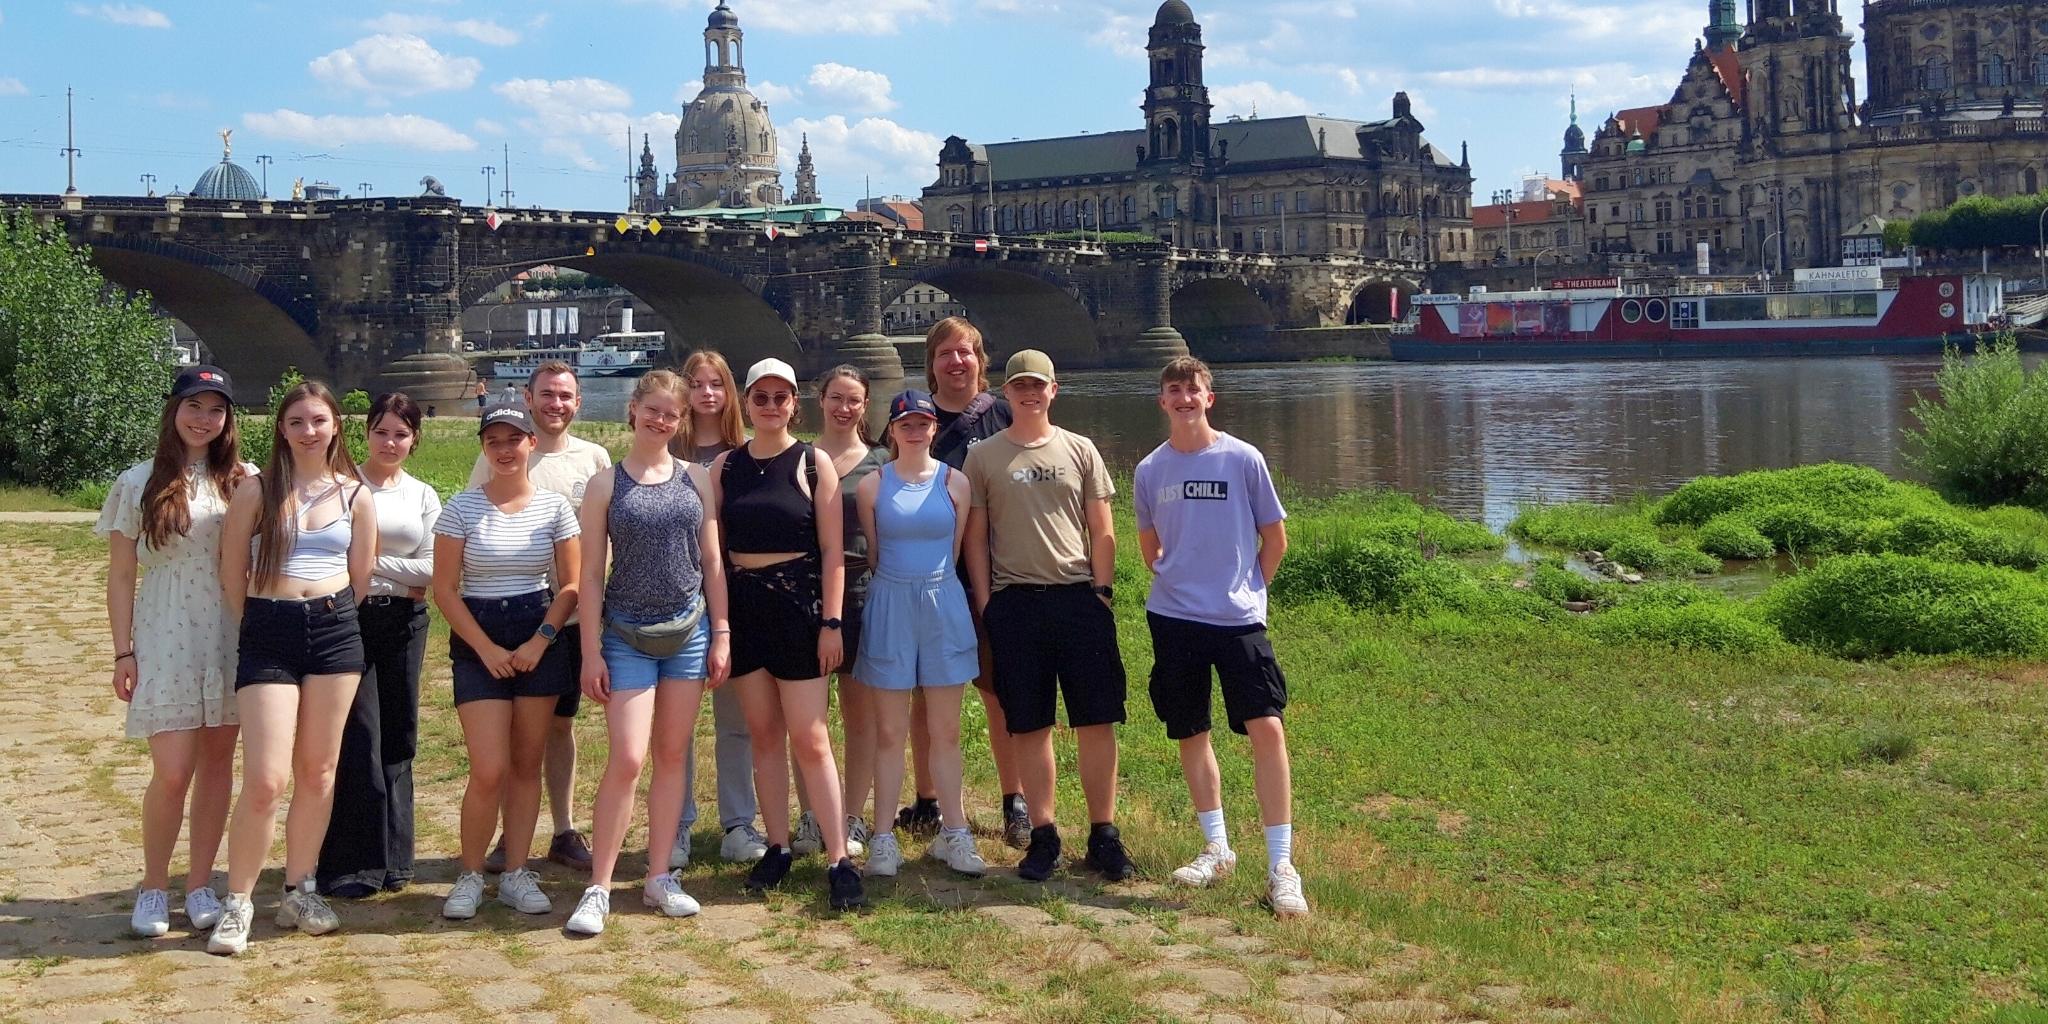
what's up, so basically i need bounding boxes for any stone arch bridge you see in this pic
[10,192,1422,401]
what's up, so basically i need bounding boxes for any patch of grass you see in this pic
[1763,553,2048,657]
[1509,500,1716,575]
[1583,598,1783,654]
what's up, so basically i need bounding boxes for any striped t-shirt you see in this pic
[433,489,582,599]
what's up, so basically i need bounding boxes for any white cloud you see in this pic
[712,0,945,35]
[495,78,678,171]
[805,62,896,113]
[784,115,940,200]
[1211,82,1313,120]
[673,79,705,105]
[69,3,169,28]
[0,77,25,97]
[310,35,481,98]
[754,80,800,106]
[362,13,520,46]
[241,109,477,151]
[1337,69,1362,95]
[473,116,506,135]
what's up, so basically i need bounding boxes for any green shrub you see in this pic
[1528,561,1617,608]
[1653,464,1899,528]
[0,208,177,490]
[341,389,372,414]
[1271,539,1487,614]
[1585,601,1783,654]
[1907,338,2048,512]
[1750,504,1859,555]
[1288,491,1500,555]
[1762,553,2048,657]
[1509,500,1657,552]
[1696,517,1775,560]
[1605,534,1720,575]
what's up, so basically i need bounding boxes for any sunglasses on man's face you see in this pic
[749,391,795,408]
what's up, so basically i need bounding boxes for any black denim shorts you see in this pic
[236,587,367,688]
[450,590,578,705]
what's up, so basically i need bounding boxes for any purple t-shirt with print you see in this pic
[1134,432,1287,627]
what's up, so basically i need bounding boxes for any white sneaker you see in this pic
[865,831,902,877]
[131,888,169,937]
[565,886,609,935]
[845,815,870,858]
[792,811,823,857]
[927,829,987,877]
[442,871,487,920]
[184,886,223,931]
[669,830,692,870]
[641,871,701,918]
[277,882,341,936]
[1268,861,1310,919]
[721,823,768,862]
[1172,842,1238,888]
[497,868,552,915]
[205,894,252,956]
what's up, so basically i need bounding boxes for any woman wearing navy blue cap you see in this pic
[852,390,987,878]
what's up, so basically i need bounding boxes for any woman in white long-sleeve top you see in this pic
[317,393,442,898]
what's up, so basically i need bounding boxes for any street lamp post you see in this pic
[482,165,497,208]
[1762,230,1783,282]
[357,182,374,198]
[1530,246,1559,289]
[255,154,273,197]
[138,173,156,197]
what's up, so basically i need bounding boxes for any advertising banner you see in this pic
[1485,303,1515,336]
[566,307,580,336]
[1544,302,1572,336]
[1459,304,1486,338]
[527,309,539,337]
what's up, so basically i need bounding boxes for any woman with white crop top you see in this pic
[434,404,583,922]
[211,381,378,956]
[319,392,441,898]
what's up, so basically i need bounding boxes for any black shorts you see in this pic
[450,591,579,705]
[730,558,823,681]
[840,589,865,677]
[237,588,367,688]
[983,584,1127,734]
[1145,612,1286,740]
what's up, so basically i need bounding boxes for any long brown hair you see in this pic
[816,364,877,447]
[924,317,989,394]
[251,381,358,590]
[140,394,242,549]
[676,349,745,453]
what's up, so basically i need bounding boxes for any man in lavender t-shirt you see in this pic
[1133,356,1308,920]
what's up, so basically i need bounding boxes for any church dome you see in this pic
[1563,122,1586,150]
[192,156,262,201]
[708,0,739,29]
[1154,0,1195,26]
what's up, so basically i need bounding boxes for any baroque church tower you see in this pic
[1140,0,1211,169]
[1738,0,1856,145]
[1560,93,1587,180]
[792,134,820,205]
[663,1,785,210]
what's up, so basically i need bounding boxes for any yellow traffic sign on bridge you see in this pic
[614,216,631,234]
[647,218,663,236]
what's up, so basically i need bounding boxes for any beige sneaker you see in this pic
[276,881,341,936]
[1171,842,1237,887]
[1268,861,1310,919]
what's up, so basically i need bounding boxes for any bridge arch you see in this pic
[85,236,321,402]
[1346,278,1419,325]
[1170,277,1277,359]
[882,263,1098,366]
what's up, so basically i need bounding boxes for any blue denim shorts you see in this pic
[600,612,711,691]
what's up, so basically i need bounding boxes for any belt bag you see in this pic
[605,594,705,659]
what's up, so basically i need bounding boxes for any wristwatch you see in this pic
[1093,585,1114,600]
[821,617,843,631]
[536,623,560,645]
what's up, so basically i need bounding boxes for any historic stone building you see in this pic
[632,1,788,212]
[1573,0,2048,275]
[921,1,1474,262]
[1471,179,1588,276]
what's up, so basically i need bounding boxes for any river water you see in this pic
[574,356,2016,530]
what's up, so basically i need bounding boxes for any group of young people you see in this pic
[98,317,1308,957]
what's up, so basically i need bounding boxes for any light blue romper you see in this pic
[853,464,980,689]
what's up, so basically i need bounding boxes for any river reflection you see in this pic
[576,356,2030,530]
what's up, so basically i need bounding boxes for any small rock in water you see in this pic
[1579,550,1605,564]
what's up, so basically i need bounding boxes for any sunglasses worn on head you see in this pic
[750,391,794,408]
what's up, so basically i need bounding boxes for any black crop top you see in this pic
[721,441,818,554]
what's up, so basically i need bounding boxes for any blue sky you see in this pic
[0,1,1826,210]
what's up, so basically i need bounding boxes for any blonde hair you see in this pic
[677,349,745,450]
[1159,355,1213,391]
[628,369,689,430]
[924,317,989,394]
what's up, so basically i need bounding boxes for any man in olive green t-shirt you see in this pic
[963,349,1133,883]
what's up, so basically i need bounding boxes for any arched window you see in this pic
[2035,53,2048,86]
[1123,196,1137,223]
[1160,118,1180,158]
[1081,198,1095,226]
[1039,202,1052,227]
[1985,54,2011,87]
[1555,227,1570,247]
[1923,55,1951,90]
[1060,200,1075,227]
[2026,168,2040,194]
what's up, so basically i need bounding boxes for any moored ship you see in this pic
[1395,268,2008,362]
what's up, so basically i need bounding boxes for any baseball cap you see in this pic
[743,357,799,392]
[170,365,234,401]
[888,389,939,423]
[1003,349,1056,386]
[478,404,537,437]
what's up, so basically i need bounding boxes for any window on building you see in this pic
[1124,196,1137,223]
[949,210,963,232]
[2026,168,2040,194]
[2035,53,2048,86]
[1556,228,1569,247]
[1253,229,1265,251]
[1596,176,1610,192]
[1271,193,1283,215]
[1297,226,1307,251]
[1611,204,1622,219]
[1711,195,1724,216]
[1632,202,1645,222]
[1230,195,1242,216]
[1232,230,1244,250]
[1655,231,1675,254]
[1711,228,1725,249]
[1655,198,1673,222]
[1252,194,1266,214]
[1923,56,1951,90]
[1985,54,2012,87]
[1589,207,1598,224]
[1295,190,1308,213]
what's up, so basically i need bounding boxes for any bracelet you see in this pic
[114,651,135,663]
[711,628,732,635]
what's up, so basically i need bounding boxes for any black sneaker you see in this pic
[827,857,867,910]
[1002,794,1032,850]
[745,844,793,893]
[1085,824,1137,882]
[895,797,942,838]
[1017,824,1061,882]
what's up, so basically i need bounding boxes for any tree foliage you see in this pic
[0,208,176,490]
[1907,337,2048,511]
[1901,192,2048,251]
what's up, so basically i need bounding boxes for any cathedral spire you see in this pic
[792,133,820,205]
[1705,0,1741,50]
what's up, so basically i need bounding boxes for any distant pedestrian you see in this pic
[963,349,1132,883]
[97,365,253,940]
[474,380,488,413]
[1134,356,1308,919]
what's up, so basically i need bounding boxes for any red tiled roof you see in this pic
[1613,105,1663,137]
[1707,47,1746,111]
[1473,199,1572,228]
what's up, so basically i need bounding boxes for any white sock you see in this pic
[1197,808,1230,850]
[1264,823,1293,872]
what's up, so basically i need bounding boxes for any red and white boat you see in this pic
[1395,268,2007,361]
